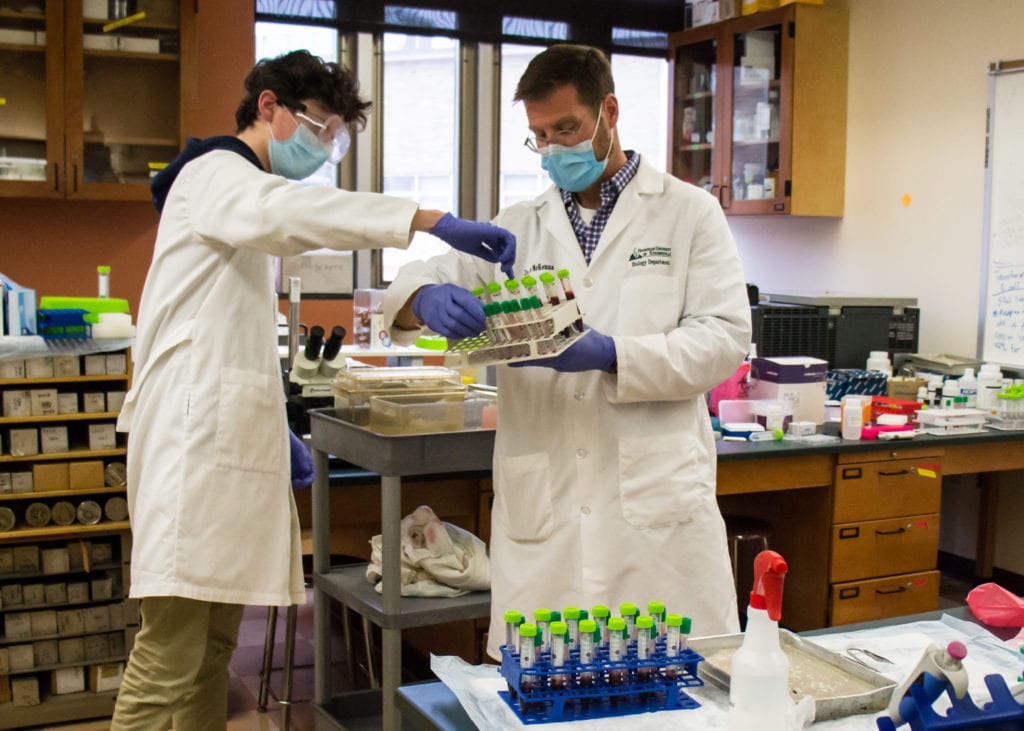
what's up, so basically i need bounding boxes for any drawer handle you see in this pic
[879,469,913,477]
[875,527,908,536]
[875,586,908,596]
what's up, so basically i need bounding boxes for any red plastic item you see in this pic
[749,550,787,621]
[870,395,923,422]
[709,361,750,417]
[966,582,1024,627]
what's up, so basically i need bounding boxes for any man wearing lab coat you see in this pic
[384,44,751,660]
[112,51,514,728]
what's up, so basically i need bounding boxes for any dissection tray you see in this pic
[689,629,896,721]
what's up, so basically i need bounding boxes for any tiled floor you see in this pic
[32,576,977,730]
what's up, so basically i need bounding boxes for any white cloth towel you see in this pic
[367,505,490,597]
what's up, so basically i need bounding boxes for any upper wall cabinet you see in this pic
[0,1,191,200]
[668,4,848,216]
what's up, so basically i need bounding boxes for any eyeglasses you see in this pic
[294,110,351,163]
[523,118,588,154]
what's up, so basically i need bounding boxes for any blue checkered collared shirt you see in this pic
[560,151,641,264]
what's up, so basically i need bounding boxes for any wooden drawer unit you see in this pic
[830,570,940,626]
[833,450,942,523]
[830,514,940,583]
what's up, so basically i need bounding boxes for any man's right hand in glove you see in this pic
[411,284,486,339]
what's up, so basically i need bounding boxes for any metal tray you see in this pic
[689,629,896,721]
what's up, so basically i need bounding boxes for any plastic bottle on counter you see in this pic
[942,378,961,409]
[977,363,1004,414]
[866,350,892,376]
[958,368,978,409]
[842,396,863,440]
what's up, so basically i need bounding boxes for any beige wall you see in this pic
[728,0,1024,571]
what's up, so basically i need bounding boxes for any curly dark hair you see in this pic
[235,50,372,132]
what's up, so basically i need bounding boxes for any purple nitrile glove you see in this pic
[289,429,315,489]
[412,283,486,339]
[430,213,517,280]
[510,328,617,373]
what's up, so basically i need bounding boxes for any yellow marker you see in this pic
[0,98,6,106]
[901,192,912,208]
[102,11,147,33]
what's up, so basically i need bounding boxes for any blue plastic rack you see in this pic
[498,641,705,724]
[876,673,1024,730]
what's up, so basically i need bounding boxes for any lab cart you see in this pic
[308,409,495,731]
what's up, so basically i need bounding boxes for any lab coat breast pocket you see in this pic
[215,367,285,474]
[618,431,706,529]
[495,451,555,542]
[617,275,681,334]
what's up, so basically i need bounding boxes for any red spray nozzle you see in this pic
[749,550,788,621]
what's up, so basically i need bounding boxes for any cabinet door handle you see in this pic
[879,469,912,477]
[72,164,79,193]
[53,162,60,192]
[875,527,907,536]
[875,586,908,596]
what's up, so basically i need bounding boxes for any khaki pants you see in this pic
[111,596,245,730]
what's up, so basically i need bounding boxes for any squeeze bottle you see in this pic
[728,550,815,731]
[957,368,977,409]
[977,363,1003,414]
[841,396,863,440]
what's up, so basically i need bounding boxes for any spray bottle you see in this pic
[728,550,815,731]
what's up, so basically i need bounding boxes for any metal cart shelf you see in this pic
[309,409,495,731]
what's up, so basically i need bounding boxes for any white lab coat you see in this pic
[383,158,751,657]
[118,149,418,606]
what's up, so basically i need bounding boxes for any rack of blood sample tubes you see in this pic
[444,269,589,369]
[498,603,704,724]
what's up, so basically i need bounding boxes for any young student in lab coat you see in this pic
[111,50,514,728]
[384,44,752,660]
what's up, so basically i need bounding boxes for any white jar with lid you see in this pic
[866,350,892,376]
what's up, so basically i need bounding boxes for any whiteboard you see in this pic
[979,61,1024,368]
[276,251,354,296]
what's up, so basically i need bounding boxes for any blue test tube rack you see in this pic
[875,673,1024,730]
[498,638,705,724]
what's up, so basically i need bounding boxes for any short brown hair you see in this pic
[513,44,615,108]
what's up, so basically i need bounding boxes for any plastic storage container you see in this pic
[331,366,464,425]
[368,392,466,435]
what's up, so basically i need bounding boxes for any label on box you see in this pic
[12,471,33,493]
[58,637,85,663]
[1,584,23,606]
[52,665,86,695]
[90,661,125,692]
[0,359,26,378]
[44,583,68,605]
[30,388,58,416]
[3,389,32,417]
[105,353,127,375]
[51,355,81,377]
[30,610,58,637]
[24,356,52,378]
[0,547,13,573]
[9,428,38,456]
[4,612,32,640]
[83,355,107,375]
[89,423,117,450]
[22,584,43,605]
[11,673,39,705]
[41,548,70,575]
[106,390,127,412]
[90,577,113,600]
[57,392,80,414]
[40,426,69,454]
[13,545,39,572]
[8,643,34,671]
[83,392,107,413]
[84,633,109,660]
[32,639,58,666]
[67,582,89,604]
[58,609,85,636]
[0,473,11,495]
[83,605,111,633]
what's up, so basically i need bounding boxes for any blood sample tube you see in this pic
[549,621,569,691]
[647,600,667,639]
[504,610,524,653]
[534,608,552,655]
[563,606,581,651]
[518,623,541,709]
[636,616,655,684]
[607,617,628,687]
[578,619,598,689]
[591,605,610,649]
[556,268,584,331]
[539,271,562,306]
[664,613,683,680]
[619,602,638,643]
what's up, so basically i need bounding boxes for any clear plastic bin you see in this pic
[368,391,466,434]
[332,366,464,425]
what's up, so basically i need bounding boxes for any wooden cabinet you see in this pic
[828,449,943,626]
[0,1,190,200]
[0,348,135,726]
[668,4,848,216]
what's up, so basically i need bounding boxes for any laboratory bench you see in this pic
[305,408,1024,731]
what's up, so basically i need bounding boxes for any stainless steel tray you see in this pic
[690,630,896,721]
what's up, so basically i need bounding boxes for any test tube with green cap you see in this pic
[619,602,638,642]
[591,604,610,647]
[97,265,111,298]
[556,268,584,331]
[503,610,524,652]
[549,621,569,690]
[664,613,683,679]
[607,617,628,686]
[563,606,581,650]
[578,619,598,688]
[533,608,552,654]
[647,600,666,638]
[471,285,487,302]
[635,615,655,683]
[518,623,541,697]
[539,271,561,307]
[680,615,692,651]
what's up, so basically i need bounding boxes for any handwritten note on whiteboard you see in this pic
[277,251,354,296]
[981,65,1024,368]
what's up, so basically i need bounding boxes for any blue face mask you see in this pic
[267,117,330,180]
[539,107,612,192]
